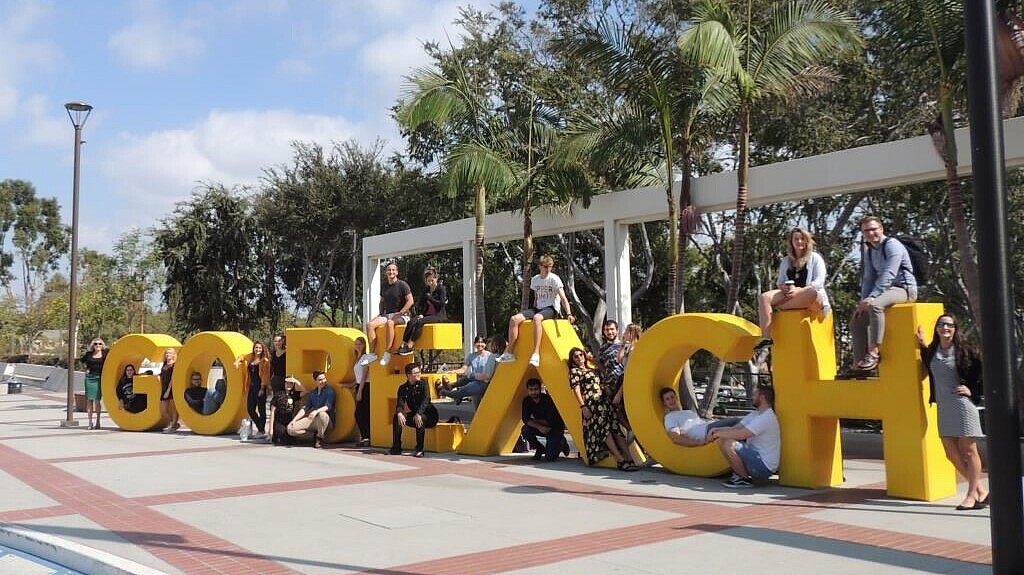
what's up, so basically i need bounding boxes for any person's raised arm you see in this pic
[558,288,575,324]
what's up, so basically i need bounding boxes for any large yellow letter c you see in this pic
[624,313,761,477]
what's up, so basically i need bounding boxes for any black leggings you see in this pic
[247,385,267,433]
[392,405,439,451]
[402,315,446,344]
[355,383,371,440]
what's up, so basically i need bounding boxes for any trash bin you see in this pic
[7,378,22,394]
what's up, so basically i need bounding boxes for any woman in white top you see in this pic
[755,227,830,350]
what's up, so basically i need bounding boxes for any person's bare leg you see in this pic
[366,317,386,351]
[604,433,625,462]
[959,438,988,504]
[775,287,819,311]
[385,319,396,352]
[531,313,544,356]
[506,313,525,353]
[717,438,750,478]
[757,290,778,337]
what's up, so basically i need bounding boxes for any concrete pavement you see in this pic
[0,387,993,575]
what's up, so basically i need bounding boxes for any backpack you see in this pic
[885,235,931,286]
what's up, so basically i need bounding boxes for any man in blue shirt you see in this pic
[850,216,918,372]
[287,370,335,448]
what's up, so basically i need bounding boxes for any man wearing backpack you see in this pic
[850,216,918,373]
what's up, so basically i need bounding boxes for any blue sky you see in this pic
[0,0,503,253]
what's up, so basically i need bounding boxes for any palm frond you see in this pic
[442,141,522,200]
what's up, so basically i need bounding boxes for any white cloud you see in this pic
[101,109,369,216]
[22,95,71,148]
[108,0,204,70]
[0,1,59,121]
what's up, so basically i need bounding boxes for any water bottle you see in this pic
[239,418,251,441]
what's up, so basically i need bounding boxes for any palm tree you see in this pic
[880,1,1024,330]
[680,0,862,316]
[561,18,710,315]
[397,60,499,336]
[680,0,860,415]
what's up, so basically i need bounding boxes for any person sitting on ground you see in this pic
[390,362,439,457]
[116,364,147,414]
[568,347,639,471]
[438,335,496,404]
[521,378,569,461]
[396,266,447,356]
[496,254,575,367]
[287,370,335,448]
[755,227,830,353]
[711,383,781,488]
[269,376,305,446]
[362,262,414,367]
[848,215,917,373]
[183,371,207,414]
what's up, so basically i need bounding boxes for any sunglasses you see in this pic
[937,322,956,329]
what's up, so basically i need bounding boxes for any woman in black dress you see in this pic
[160,348,180,433]
[568,347,638,471]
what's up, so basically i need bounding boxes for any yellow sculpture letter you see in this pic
[623,314,759,477]
[103,334,182,431]
[174,332,252,435]
[285,327,364,443]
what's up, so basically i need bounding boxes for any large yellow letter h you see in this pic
[772,304,955,501]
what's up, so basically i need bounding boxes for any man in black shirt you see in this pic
[521,378,569,461]
[391,362,439,457]
[362,262,414,367]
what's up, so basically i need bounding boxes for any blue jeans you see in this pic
[445,379,487,401]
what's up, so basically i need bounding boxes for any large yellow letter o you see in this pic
[174,332,253,435]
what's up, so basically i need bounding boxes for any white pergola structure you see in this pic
[364,118,1024,352]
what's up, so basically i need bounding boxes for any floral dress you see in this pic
[569,365,612,465]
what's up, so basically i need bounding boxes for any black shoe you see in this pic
[397,345,414,356]
[389,447,402,455]
[532,449,545,460]
[413,450,425,458]
[561,443,571,456]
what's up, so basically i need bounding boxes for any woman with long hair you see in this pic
[79,338,108,429]
[396,267,448,356]
[116,364,147,414]
[235,341,271,440]
[160,348,180,433]
[755,227,830,351]
[349,337,373,446]
[567,347,638,471]
[916,314,988,510]
[270,333,287,393]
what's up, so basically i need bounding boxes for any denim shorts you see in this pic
[735,442,773,482]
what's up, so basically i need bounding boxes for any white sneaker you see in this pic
[359,353,378,366]
[529,353,540,367]
[380,352,392,366]
[496,352,516,363]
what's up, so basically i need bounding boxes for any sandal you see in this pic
[854,352,880,371]
[616,460,639,472]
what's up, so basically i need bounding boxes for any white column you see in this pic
[461,240,477,353]
[603,219,632,326]
[363,255,381,332]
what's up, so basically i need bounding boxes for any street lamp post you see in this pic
[60,101,92,428]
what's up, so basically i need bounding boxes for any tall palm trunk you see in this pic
[521,208,534,310]
[703,106,750,417]
[930,87,982,330]
[677,134,701,412]
[725,105,751,314]
[663,119,679,316]
[474,183,487,337]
